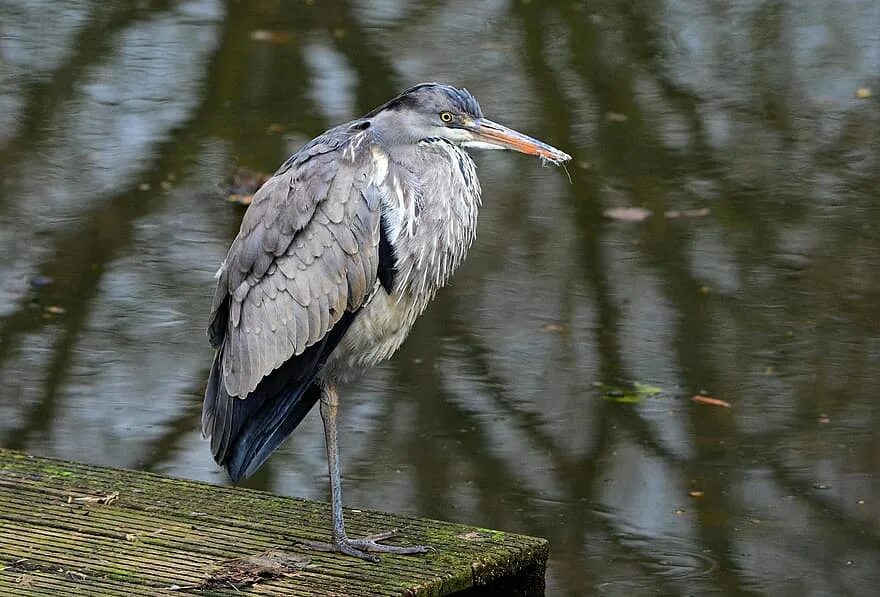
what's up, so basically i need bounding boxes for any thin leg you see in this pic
[298,383,432,562]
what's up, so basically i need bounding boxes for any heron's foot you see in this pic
[298,529,432,562]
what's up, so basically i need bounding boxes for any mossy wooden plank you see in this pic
[0,568,149,597]
[0,449,547,596]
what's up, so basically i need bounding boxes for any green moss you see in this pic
[0,449,548,596]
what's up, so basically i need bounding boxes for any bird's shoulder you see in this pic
[240,120,377,232]
[221,120,381,284]
[274,119,375,176]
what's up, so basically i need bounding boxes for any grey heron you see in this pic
[203,82,571,561]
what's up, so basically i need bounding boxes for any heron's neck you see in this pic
[377,139,481,300]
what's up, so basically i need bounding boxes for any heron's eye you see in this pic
[440,111,453,123]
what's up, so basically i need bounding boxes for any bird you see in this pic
[202,82,571,561]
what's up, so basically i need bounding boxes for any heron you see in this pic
[203,82,570,561]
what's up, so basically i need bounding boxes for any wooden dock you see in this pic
[0,449,547,596]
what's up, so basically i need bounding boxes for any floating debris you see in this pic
[250,30,295,44]
[226,167,269,206]
[665,208,710,219]
[604,206,711,222]
[603,207,651,221]
[692,394,730,408]
[266,123,285,134]
[856,87,872,99]
[598,381,662,404]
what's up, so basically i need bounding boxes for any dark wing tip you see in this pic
[202,312,359,483]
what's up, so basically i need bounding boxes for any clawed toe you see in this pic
[355,529,400,543]
[296,529,432,562]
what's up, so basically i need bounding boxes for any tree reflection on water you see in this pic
[1,1,878,594]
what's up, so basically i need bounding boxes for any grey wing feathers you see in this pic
[208,132,382,398]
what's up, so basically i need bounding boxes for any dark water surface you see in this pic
[1,1,879,594]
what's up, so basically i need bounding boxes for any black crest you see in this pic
[366,82,483,119]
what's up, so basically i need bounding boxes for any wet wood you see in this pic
[0,449,547,596]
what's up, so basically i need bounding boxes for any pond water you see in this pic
[1,1,878,594]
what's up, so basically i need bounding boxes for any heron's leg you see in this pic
[299,383,431,562]
[321,382,351,548]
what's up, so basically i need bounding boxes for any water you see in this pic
[1,1,879,594]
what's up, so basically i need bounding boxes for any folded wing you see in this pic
[202,130,383,481]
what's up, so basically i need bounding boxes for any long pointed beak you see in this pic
[465,118,571,163]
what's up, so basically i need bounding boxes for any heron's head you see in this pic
[366,83,571,163]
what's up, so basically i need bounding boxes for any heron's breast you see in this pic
[319,288,426,383]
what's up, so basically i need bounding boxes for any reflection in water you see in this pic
[1,1,878,594]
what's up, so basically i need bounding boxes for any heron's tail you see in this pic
[202,350,319,483]
[202,311,356,483]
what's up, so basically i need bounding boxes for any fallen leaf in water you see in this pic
[226,168,269,207]
[689,490,705,498]
[228,194,255,206]
[45,305,66,315]
[599,381,662,404]
[266,123,285,134]
[250,30,295,44]
[692,394,730,408]
[665,208,711,219]
[856,87,872,99]
[817,414,831,424]
[603,207,652,221]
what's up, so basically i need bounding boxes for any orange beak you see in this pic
[465,118,571,163]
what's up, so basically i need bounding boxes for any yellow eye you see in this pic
[440,111,453,123]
